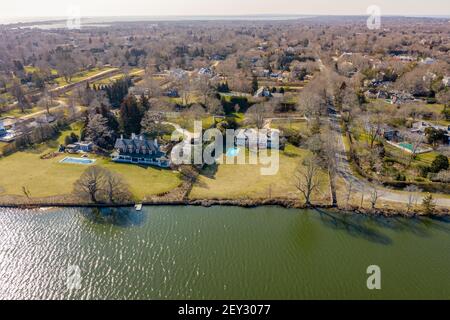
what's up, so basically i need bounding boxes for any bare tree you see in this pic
[297,76,328,118]
[195,74,214,105]
[104,171,132,203]
[247,103,273,129]
[359,185,365,209]
[321,124,338,206]
[74,166,131,204]
[138,75,162,98]
[141,111,168,139]
[74,166,107,203]
[345,181,354,208]
[370,186,382,210]
[206,97,224,116]
[405,185,421,214]
[10,79,29,113]
[178,77,192,106]
[295,155,321,206]
[37,91,52,115]
[402,131,425,166]
[54,51,78,83]
[363,115,383,149]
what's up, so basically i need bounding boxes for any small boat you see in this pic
[135,204,143,211]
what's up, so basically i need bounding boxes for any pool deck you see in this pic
[386,141,433,154]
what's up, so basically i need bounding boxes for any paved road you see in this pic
[17,99,83,122]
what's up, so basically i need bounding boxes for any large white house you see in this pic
[235,129,282,150]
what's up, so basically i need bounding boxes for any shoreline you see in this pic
[0,197,448,218]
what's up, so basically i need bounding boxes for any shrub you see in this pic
[430,154,449,173]
[418,165,430,178]
[64,132,79,145]
[421,194,436,215]
[280,127,303,147]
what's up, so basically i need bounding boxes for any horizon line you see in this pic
[2,13,449,24]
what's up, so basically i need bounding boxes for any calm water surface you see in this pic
[0,206,449,300]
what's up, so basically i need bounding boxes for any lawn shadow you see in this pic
[200,163,219,179]
[314,208,392,245]
[81,207,147,227]
[22,144,49,154]
[416,216,450,234]
[282,151,300,158]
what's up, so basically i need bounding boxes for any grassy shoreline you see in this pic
[0,198,448,218]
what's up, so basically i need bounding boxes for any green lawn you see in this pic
[190,144,330,202]
[24,66,39,73]
[0,124,182,200]
[271,120,309,134]
[54,67,117,87]
[93,73,125,85]
[168,115,216,132]
[1,106,43,118]
[24,66,58,75]
[57,122,84,144]
[384,143,442,167]
[93,68,144,86]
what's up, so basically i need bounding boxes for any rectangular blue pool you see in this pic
[60,157,96,165]
[226,147,241,157]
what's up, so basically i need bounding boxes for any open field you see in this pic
[0,150,181,200]
[1,106,43,118]
[384,143,444,167]
[24,66,58,75]
[271,119,309,134]
[167,115,216,131]
[92,68,145,85]
[190,144,330,202]
[53,67,118,87]
[0,124,182,200]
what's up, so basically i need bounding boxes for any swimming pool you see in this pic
[399,142,414,151]
[60,157,96,165]
[226,147,241,157]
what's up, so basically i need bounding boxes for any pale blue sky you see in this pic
[1,0,449,18]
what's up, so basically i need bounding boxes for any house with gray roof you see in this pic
[111,133,170,168]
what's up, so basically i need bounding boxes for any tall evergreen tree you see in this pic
[252,75,259,94]
[140,93,151,111]
[120,95,143,136]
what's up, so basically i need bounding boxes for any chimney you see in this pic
[120,134,123,140]
[154,138,158,148]
[131,133,136,140]
[140,135,143,141]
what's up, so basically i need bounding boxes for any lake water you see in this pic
[0,206,449,300]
